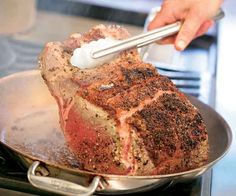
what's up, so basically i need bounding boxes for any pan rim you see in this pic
[0,70,233,179]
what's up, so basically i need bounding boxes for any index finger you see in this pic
[148,7,177,30]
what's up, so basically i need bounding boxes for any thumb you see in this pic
[175,12,204,51]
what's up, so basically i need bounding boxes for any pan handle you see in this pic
[27,161,101,196]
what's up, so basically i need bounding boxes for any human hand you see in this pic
[148,0,223,51]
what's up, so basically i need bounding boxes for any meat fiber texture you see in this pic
[39,25,209,175]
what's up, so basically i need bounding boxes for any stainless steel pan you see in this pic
[0,70,232,195]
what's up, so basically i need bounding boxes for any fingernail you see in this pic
[176,40,186,51]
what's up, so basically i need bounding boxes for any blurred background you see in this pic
[0,0,235,196]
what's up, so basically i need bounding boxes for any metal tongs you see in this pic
[91,8,224,59]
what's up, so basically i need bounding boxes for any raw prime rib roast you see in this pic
[39,25,209,175]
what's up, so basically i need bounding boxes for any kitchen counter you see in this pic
[12,10,142,44]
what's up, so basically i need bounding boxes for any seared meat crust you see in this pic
[39,25,209,175]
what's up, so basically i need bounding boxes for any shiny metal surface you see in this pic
[0,70,232,195]
[92,8,224,59]
[91,22,181,59]
[28,161,100,196]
